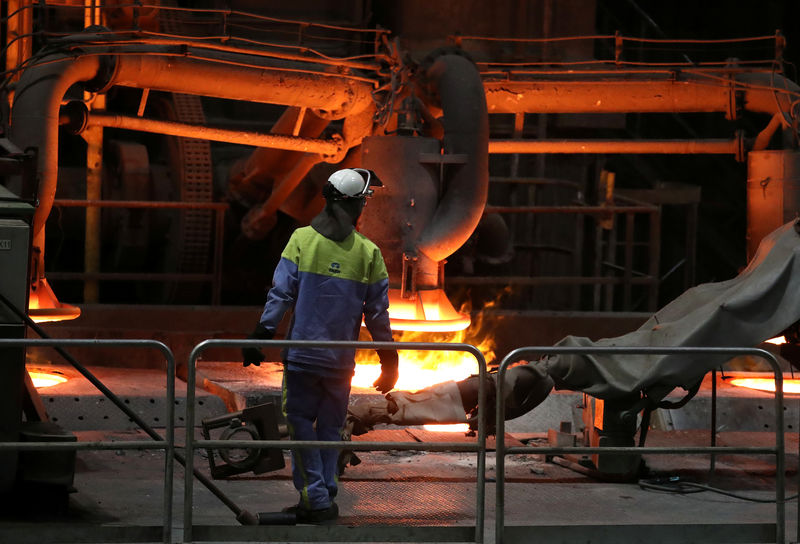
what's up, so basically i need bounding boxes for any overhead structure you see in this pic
[3,4,799,326]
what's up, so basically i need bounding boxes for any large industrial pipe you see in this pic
[9,54,102,273]
[489,137,743,155]
[415,53,490,264]
[84,112,342,155]
[484,72,800,118]
[111,50,375,116]
[9,50,376,293]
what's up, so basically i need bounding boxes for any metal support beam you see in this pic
[86,113,341,155]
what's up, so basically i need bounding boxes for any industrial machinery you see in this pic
[2,0,800,490]
[3,1,799,330]
[0,141,76,501]
[200,402,284,479]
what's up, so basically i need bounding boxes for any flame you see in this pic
[353,340,483,391]
[765,336,787,345]
[729,377,800,394]
[28,370,68,388]
[353,294,499,392]
[387,288,471,332]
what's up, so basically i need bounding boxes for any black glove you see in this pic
[373,349,399,393]
[242,324,273,367]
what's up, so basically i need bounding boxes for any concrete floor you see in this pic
[0,425,796,544]
[3,363,799,543]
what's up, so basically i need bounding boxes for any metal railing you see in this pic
[183,339,488,544]
[450,193,661,312]
[1,339,792,543]
[0,338,176,544]
[495,346,788,544]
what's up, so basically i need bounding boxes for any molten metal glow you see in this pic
[423,423,471,433]
[387,289,471,332]
[352,354,477,391]
[354,299,497,392]
[765,336,787,345]
[730,377,800,394]
[28,370,68,388]
[28,279,81,323]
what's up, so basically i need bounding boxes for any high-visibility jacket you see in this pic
[258,226,392,374]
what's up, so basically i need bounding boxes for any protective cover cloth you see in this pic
[541,219,800,402]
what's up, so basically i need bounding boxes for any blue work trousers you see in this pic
[282,368,351,510]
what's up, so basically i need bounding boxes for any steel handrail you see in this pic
[0,338,176,544]
[184,339,488,544]
[495,346,786,544]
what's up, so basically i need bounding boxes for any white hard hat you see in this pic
[325,168,380,199]
[328,169,367,198]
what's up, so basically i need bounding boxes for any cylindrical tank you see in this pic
[746,150,800,260]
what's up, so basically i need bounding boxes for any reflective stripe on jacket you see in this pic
[258,226,392,373]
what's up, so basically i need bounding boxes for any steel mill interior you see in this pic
[2,1,800,543]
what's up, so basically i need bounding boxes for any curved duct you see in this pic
[415,53,490,264]
[357,52,488,331]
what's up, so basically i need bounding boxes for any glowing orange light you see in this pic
[28,279,81,323]
[352,351,478,391]
[28,370,68,388]
[423,423,471,433]
[730,378,800,394]
[386,288,470,332]
[353,298,496,393]
[764,336,787,345]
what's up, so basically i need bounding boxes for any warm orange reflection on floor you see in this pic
[28,370,68,388]
[729,378,800,394]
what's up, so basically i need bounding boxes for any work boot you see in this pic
[282,502,339,524]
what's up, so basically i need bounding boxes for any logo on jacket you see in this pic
[329,262,341,274]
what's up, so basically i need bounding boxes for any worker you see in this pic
[242,167,398,524]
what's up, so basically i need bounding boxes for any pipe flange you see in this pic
[84,53,118,94]
[58,100,89,135]
[320,133,346,163]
